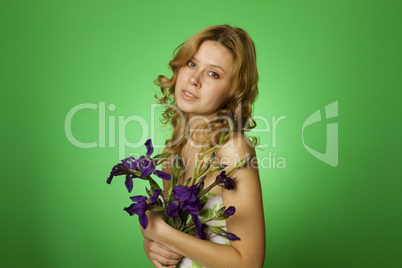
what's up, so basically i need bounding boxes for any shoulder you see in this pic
[215,132,261,199]
[216,132,256,167]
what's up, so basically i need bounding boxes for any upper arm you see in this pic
[217,133,266,266]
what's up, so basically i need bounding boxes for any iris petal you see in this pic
[166,202,179,218]
[129,195,147,202]
[139,214,148,229]
[125,175,133,193]
[153,170,171,181]
[145,139,154,157]
[149,189,162,203]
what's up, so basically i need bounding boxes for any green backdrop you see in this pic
[1,0,401,267]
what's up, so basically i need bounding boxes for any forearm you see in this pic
[151,223,261,268]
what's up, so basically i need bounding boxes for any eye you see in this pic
[208,71,220,79]
[187,61,196,68]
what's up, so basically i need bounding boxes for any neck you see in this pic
[186,112,217,142]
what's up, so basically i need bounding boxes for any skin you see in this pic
[174,40,233,119]
[141,40,266,268]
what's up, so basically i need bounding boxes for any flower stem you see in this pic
[183,218,215,233]
[192,132,232,185]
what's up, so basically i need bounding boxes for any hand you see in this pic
[143,238,183,268]
[140,211,165,241]
[141,211,183,267]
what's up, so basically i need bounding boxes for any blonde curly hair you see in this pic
[155,24,259,154]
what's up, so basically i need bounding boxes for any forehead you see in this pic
[193,40,233,72]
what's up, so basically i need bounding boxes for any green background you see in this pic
[1,0,401,267]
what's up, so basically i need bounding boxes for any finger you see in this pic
[151,260,177,268]
[147,240,183,260]
[155,243,183,259]
[150,260,167,268]
[148,251,182,266]
[145,239,182,265]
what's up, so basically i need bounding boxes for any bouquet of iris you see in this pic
[106,114,253,241]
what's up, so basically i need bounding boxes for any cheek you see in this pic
[174,71,185,98]
[206,87,230,109]
[211,83,230,101]
[176,68,190,84]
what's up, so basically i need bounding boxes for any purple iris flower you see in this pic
[121,155,138,169]
[173,185,199,204]
[133,139,171,181]
[173,185,203,216]
[124,190,162,229]
[107,156,135,184]
[182,199,203,216]
[136,155,155,177]
[215,171,235,190]
[133,139,156,177]
[107,156,138,192]
[106,139,171,193]
[138,140,171,180]
[166,202,179,218]
[124,196,149,229]
[192,215,206,240]
[149,189,162,203]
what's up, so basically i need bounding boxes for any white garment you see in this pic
[178,192,230,268]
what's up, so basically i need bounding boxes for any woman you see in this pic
[141,24,265,268]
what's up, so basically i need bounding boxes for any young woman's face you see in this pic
[175,40,233,118]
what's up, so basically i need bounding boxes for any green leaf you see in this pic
[145,187,152,198]
[235,155,254,169]
[152,152,172,165]
[183,177,192,186]
[128,169,141,177]
[149,177,161,191]
[209,152,216,163]
[198,208,209,218]
[197,161,205,173]
[171,155,183,188]
[219,131,227,144]
[197,152,215,177]
[196,175,207,186]
[208,226,224,234]
[229,119,234,132]
[149,206,164,212]
[216,206,226,216]
[198,181,204,193]
[200,195,208,203]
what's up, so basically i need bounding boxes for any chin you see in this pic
[176,100,193,114]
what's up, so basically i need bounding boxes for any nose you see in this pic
[188,71,201,88]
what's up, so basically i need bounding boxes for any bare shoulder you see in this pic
[216,132,257,169]
[216,131,261,205]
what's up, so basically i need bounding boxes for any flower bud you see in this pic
[210,164,228,172]
[223,206,236,217]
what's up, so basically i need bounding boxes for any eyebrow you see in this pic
[191,57,227,75]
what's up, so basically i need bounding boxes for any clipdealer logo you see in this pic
[64,101,338,168]
[301,100,338,167]
[63,102,287,168]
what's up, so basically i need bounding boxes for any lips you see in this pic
[181,89,199,100]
